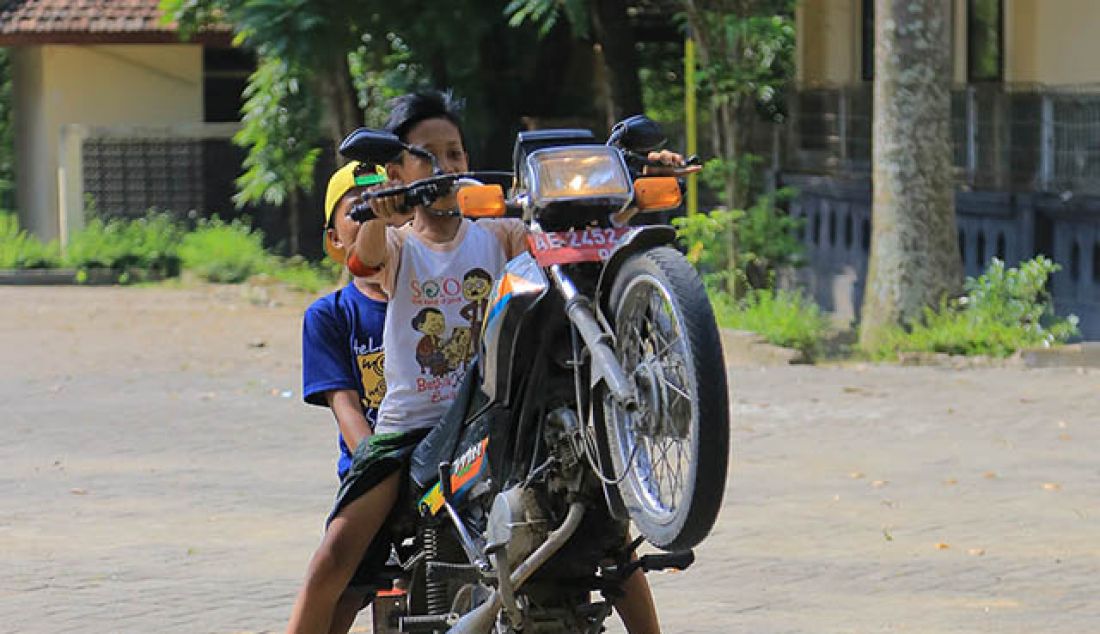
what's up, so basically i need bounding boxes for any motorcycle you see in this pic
[337,114,729,633]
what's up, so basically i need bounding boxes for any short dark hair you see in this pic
[463,268,492,284]
[411,307,444,331]
[384,90,466,144]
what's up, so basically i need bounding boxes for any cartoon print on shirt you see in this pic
[356,349,386,409]
[412,308,449,377]
[459,268,493,342]
[443,325,473,372]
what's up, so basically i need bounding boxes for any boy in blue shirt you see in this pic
[300,160,392,631]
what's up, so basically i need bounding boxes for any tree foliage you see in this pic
[232,56,321,208]
[682,0,795,209]
[161,0,634,207]
[161,0,362,205]
[504,0,591,38]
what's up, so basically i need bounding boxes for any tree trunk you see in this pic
[590,0,644,120]
[287,187,301,256]
[859,0,962,348]
[320,53,364,166]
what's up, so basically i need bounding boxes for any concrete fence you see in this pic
[784,173,1100,339]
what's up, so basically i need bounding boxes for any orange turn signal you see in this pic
[633,177,681,212]
[458,184,506,218]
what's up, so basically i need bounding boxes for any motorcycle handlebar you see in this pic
[347,171,514,222]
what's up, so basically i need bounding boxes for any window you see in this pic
[968,0,1003,82]
[203,48,255,123]
[861,0,874,81]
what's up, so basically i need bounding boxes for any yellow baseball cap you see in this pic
[323,161,389,226]
[323,161,387,263]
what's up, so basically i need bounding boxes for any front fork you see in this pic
[548,264,638,411]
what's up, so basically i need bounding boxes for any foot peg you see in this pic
[621,550,695,577]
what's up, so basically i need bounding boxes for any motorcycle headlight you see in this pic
[524,145,633,211]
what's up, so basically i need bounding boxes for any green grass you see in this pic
[711,287,830,358]
[262,256,342,294]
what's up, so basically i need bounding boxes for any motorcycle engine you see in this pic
[485,486,548,565]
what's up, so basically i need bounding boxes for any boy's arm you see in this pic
[349,220,407,295]
[350,218,389,270]
[349,184,414,274]
[325,389,373,451]
[479,218,530,260]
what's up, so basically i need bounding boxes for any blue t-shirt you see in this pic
[302,282,386,479]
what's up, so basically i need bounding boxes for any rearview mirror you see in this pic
[609,115,666,153]
[339,127,406,164]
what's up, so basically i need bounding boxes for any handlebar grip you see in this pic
[347,202,377,222]
[347,185,411,222]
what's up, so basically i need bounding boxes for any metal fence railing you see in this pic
[783,83,1100,196]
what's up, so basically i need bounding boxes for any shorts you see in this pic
[328,428,430,589]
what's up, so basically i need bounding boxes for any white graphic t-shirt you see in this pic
[374,218,526,433]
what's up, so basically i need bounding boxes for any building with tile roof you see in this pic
[1,0,245,243]
[0,0,205,44]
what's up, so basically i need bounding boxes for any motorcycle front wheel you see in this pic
[601,246,729,551]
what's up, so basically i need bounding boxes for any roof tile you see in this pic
[0,0,229,42]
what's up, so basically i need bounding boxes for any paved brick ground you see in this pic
[2,286,1098,633]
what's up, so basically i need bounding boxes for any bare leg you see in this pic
[328,588,369,634]
[286,472,400,634]
[613,566,661,634]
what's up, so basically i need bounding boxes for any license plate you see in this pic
[527,227,630,266]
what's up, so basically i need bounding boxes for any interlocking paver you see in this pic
[2,286,1098,633]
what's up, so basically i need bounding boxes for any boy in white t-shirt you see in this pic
[285,91,662,634]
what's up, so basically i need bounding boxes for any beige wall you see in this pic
[12,48,49,238]
[1007,0,1100,85]
[13,44,202,241]
[798,0,1100,87]
[797,0,858,86]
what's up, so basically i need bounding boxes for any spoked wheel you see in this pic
[602,246,729,551]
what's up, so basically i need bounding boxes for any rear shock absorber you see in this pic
[422,525,449,615]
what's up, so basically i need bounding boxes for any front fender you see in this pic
[596,225,677,318]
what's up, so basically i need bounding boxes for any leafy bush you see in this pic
[0,213,60,268]
[64,213,183,276]
[178,217,270,283]
[673,188,803,293]
[673,206,737,289]
[712,287,829,358]
[868,256,1079,359]
[735,189,804,288]
[698,155,764,201]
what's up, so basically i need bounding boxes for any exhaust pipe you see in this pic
[447,502,586,633]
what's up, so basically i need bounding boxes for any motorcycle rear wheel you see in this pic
[602,246,729,551]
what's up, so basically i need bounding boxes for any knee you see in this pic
[305,536,357,588]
